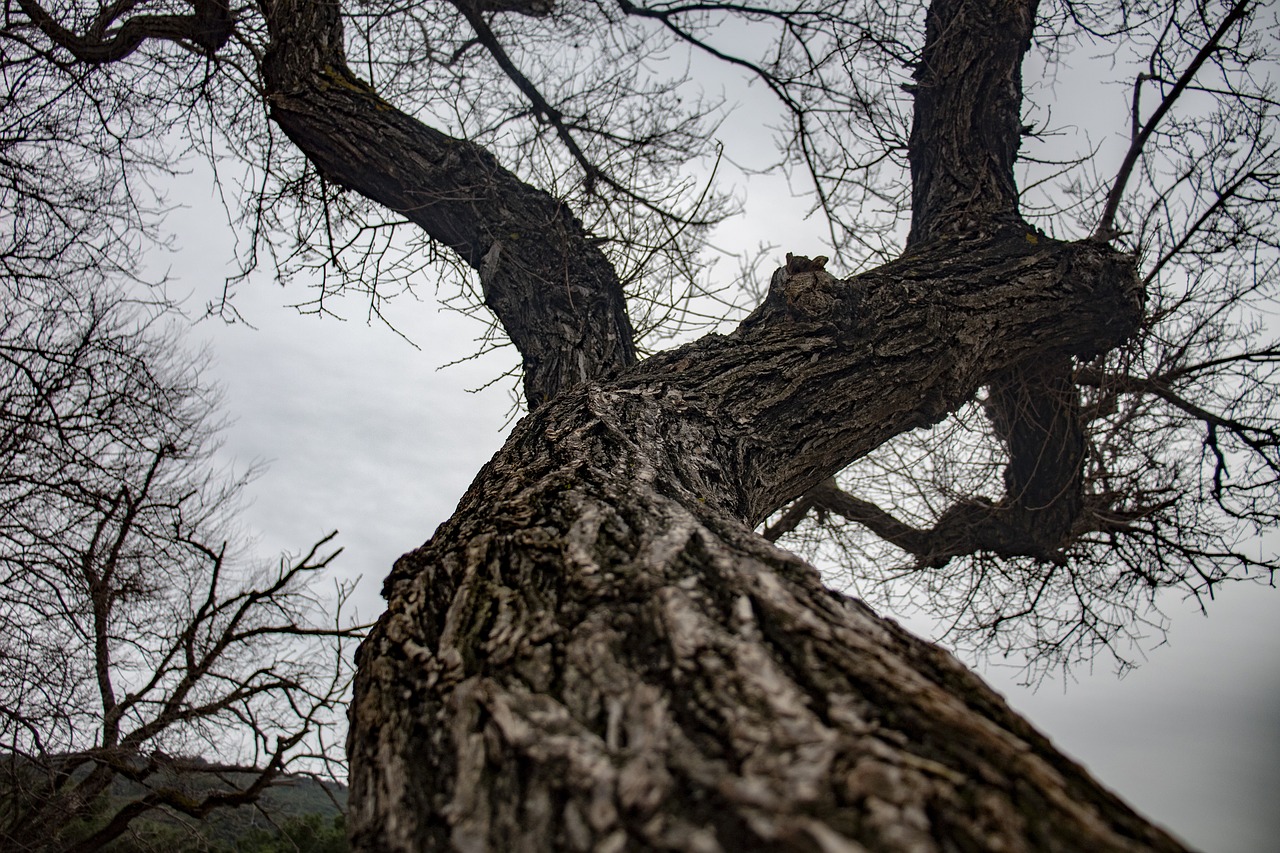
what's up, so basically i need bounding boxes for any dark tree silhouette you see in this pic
[6,0,1278,849]
[0,279,362,852]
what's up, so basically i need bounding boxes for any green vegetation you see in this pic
[15,771,350,853]
[100,813,347,853]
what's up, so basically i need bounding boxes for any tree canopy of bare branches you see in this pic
[0,278,362,852]
[5,0,1279,849]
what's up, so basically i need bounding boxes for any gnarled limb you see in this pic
[15,0,233,61]
[259,0,636,407]
[898,0,1101,569]
[665,235,1140,522]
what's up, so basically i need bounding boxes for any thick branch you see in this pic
[773,478,1079,568]
[259,0,635,406]
[982,359,1085,553]
[347,153,1153,853]
[616,235,1140,524]
[763,478,942,551]
[16,0,233,61]
[907,0,1036,245]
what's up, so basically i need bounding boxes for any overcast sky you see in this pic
[140,29,1280,851]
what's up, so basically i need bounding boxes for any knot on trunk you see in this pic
[741,256,864,335]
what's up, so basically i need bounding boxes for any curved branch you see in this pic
[16,0,234,62]
[259,0,637,406]
[764,478,942,558]
[768,362,1092,566]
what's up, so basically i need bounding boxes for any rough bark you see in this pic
[788,0,1091,566]
[353,464,1182,851]
[250,1,1183,849]
[0,0,1242,847]
[346,234,1184,851]
[766,358,1090,566]
[907,0,1035,247]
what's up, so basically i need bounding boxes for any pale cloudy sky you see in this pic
[143,32,1280,852]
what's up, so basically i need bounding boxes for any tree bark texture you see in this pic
[893,0,1094,564]
[248,0,1185,848]
[347,236,1184,852]
[3,0,1233,845]
[907,0,1035,247]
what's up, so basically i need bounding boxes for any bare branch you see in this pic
[1094,0,1252,238]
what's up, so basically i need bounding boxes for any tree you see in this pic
[0,276,362,852]
[5,0,1278,849]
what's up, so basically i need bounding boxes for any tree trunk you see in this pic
[6,0,1255,845]
[252,1,1188,847]
[346,237,1185,852]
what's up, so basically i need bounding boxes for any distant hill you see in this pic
[103,768,349,851]
[2,752,350,851]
